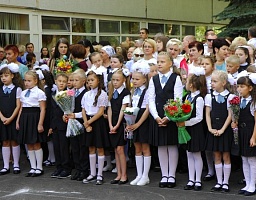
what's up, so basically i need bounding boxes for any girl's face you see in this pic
[189,47,202,61]
[87,74,99,89]
[166,44,180,59]
[111,73,125,89]
[185,75,193,92]
[211,74,226,93]
[24,74,37,89]
[100,49,109,61]
[215,45,229,60]
[58,43,68,56]
[143,42,154,56]
[201,58,214,76]
[148,65,158,79]
[72,74,86,89]
[237,84,252,98]
[91,54,103,68]
[5,50,18,63]
[235,49,248,64]
[42,48,49,56]
[110,57,122,69]
[55,76,68,91]
[132,72,146,88]
[67,75,74,89]
[156,40,163,52]
[0,73,14,86]
[157,54,172,74]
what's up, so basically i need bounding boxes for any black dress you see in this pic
[109,88,130,147]
[149,74,179,146]
[186,94,205,152]
[133,89,149,143]
[0,86,18,142]
[239,101,256,157]
[205,94,232,152]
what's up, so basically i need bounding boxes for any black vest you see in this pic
[0,86,17,117]
[74,88,87,124]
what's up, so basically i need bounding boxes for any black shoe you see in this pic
[26,168,35,177]
[203,174,215,181]
[244,190,256,196]
[31,169,44,177]
[221,184,230,193]
[58,170,71,179]
[77,171,88,181]
[82,175,97,184]
[238,189,246,195]
[159,176,168,188]
[0,168,10,175]
[13,167,21,174]
[51,169,63,178]
[211,183,222,192]
[118,178,129,185]
[95,175,104,185]
[167,176,176,188]
[184,180,194,190]
[237,178,246,185]
[71,171,80,180]
[110,179,120,184]
[194,182,202,191]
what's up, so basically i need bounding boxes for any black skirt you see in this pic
[85,116,110,148]
[18,107,47,144]
[239,127,256,157]
[0,118,18,142]
[109,120,126,148]
[186,123,205,152]
[133,109,149,143]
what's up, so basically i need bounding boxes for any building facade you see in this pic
[0,0,228,51]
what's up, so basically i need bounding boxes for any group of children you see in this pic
[0,48,256,196]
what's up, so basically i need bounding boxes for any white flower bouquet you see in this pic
[123,107,140,140]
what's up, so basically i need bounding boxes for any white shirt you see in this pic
[81,88,108,116]
[137,58,157,65]
[240,96,256,116]
[21,86,46,107]
[185,90,204,126]
[205,89,235,109]
[132,85,148,108]
[148,70,183,119]
[74,86,85,119]
[2,84,22,98]
[248,38,256,48]
[108,85,131,106]
[231,71,239,79]
[206,75,211,94]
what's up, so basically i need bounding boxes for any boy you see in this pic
[226,55,240,79]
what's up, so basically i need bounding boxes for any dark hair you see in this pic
[70,44,85,59]
[248,26,256,38]
[78,39,95,54]
[237,76,256,106]
[0,67,24,89]
[53,38,70,59]
[189,74,207,98]
[204,29,214,37]
[99,41,111,46]
[235,46,251,64]
[86,71,105,106]
[26,53,36,63]
[212,38,230,54]
[111,54,124,64]
[188,41,204,55]
[4,44,19,55]
[140,28,149,35]
[25,43,34,48]
[42,70,54,89]
[89,52,101,62]
[116,47,128,62]
[155,36,169,52]
[40,47,50,59]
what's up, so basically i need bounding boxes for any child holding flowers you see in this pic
[148,52,183,188]
[205,70,235,192]
[177,67,207,191]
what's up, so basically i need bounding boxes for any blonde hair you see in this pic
[24,70,44,91]
[143,39,157,53]
[108,69,131,101]
[72,69,86,80]
[166,38,182,51]
[212,70,231,92]
[232,36,247,47]
[157,51,180,75]
[226,55,240,65]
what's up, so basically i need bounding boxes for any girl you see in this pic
[82,70,109,185]
[155,36,169,54]
[128,63,151,186]
[234,75,256,196]
[205,70,234,192]
[107,54,125,83]
[0,63,23,175]
[108,68,131,185]
[148,52,183,188]
[178,67,207,191]
[235,46,250,72]
[39,47,50,65]
[16,70,46,177]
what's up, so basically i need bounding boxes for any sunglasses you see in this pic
[207,39,215,42]
[134,54,144,57]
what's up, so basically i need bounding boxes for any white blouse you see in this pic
[240,96,256,116]
[3,84,22,98]
[81,88,108,116]
[21,86,46,107]
[132,85,148,108]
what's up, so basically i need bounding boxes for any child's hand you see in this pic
[63,115,68,123]
[176,121,185,127]
[3,118,12,125]
[103,114,108,119]
[109,125,117,134]
[16,121,19,130]
[83,121,90,128]
[38,124,44,133]
[250,136,256,147]
[0,116,6,123]
[48,128,53,136]
[129,124,139,131]
[156,117,162,125]
[86,126,92,132]
[209,128,218,135]
[67,113,75,119]
[216,129,224,136]
[161,117,169,126]
[231,122,238,129]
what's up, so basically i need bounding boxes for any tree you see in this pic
[215,0,256,38]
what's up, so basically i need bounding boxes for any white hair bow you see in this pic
[131,62,150,75]
[227,74,235,85]
[85,68,103,76]
[190,67,205,76]
[36,70,45,80]
[249,73,256,84]
[7,63,19,73]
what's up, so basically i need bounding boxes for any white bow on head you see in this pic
[190,67,205,76]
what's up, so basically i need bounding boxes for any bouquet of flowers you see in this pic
[164,98,192,144]
[123,107,140,140]
[53,90,84,137]
[229,96,240,145]
[55,55,73,74]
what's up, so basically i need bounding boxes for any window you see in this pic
[72,35,96,44]
[42,35,70,50]
[0,33,29,47]
[148,23,164,35]
[42,16,70,32]
[165,24,180,36]
[182,25,195,35]
[0,12,29,30]
[121,22,140,34]
[99,36,119,47]
[99,20,119,33]
[72,18,96,33]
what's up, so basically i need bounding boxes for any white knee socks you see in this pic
[215,163,223,186]
[47,141,55,163]
[28,150,36,171]
[34,148,43,171]
[2,147,11,169]
[12,145,20,168]
[142,156,151,179]
[247,157,256,193]
[167,145,178,182]
[187,152,195,184]
[97,155,105,178]
[158,146,168,182]
[89,154,97,176]
[135,155,143,178]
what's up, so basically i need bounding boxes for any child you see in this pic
[148,52,183,188]
[67,69,89,181]
[0,63,23,175]
[107,54,125,83]
[128,63,151,186]
[17,70,46,177]
[205,70,234,192]
[233,75,256,196]
[49,73,72,178]
[108,68,131,185]
[201,55,215,94]
[178,67,207,191]
[81,70,109,185]
[226,55,240,79]
[148,63,158,79]
[235,46,250,72]
[67,74,74,90]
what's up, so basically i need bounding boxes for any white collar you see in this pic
[137,85,146,91]
[240,62,248,67]
[190,90,200,97]
[159,69,172,78]
[3,83,14,89]
[91,87,98,94]
[115,85,125,94]
[76,86,85,93]
[213,89,229,96]
[231,71,239,78]
[29,86,38,91]
[241,96,252,101]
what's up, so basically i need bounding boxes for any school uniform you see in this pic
[0,84,22,142]
[18,86,47,144]
[132,85,149,143]
[238,62,249,73]
[81,88,109,148]
[109,85,130,147]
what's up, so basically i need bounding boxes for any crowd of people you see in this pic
[1,26,256,196]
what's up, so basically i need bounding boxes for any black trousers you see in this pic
[52,130,72,172]
[70,133,89,172]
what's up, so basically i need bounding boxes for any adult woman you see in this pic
[4,45,28,79]
[70,44,88,72]
[212,38,230,71]
[100,45,116,72]
[39,47,50,65]
[137,39,157,65]
[155,36,169,53]
[187,41,204,74]
[78,39,95,68]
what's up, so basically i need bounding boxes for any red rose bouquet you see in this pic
[164,98,192,144]
[229,96,240,145]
